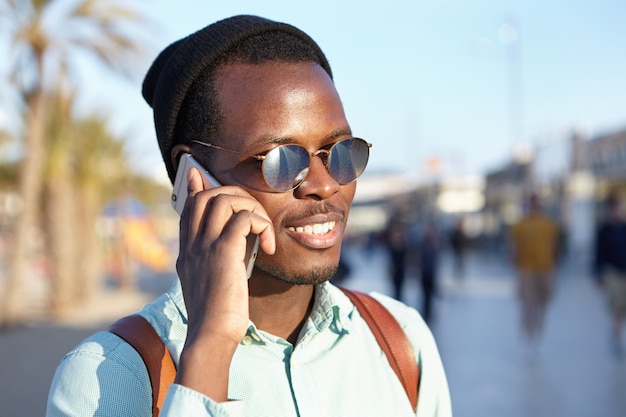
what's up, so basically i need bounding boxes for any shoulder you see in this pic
[60,330,150,383]
[60,330,147,372]
[368,292,437,351]
[47,331,152,415]
[328,285,436,357]
[330,287,452,414]
[542,215,558,228]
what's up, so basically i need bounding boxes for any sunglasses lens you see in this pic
[262,145,310,191]
[328,138,370,184]
[261,138,370,192]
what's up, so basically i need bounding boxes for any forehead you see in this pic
[213,62,349,151]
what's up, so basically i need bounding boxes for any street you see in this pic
[1,246,624,417]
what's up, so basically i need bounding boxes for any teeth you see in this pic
[289,221,336,235]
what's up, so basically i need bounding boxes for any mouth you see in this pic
[285,217,342,249]
[288,221,337,236]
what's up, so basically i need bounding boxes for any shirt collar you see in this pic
[307,281,354,335]
[167,279,355,343]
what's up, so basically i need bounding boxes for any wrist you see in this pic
[176,335,239,402]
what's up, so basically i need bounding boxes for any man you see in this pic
[448,217,467,280]
[418,223,440,323]
[47,15,451,416]
[510,194,559,348]
[382,215,408,301]
[593,195,626,354]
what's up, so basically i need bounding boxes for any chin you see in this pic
[256,259,338,286]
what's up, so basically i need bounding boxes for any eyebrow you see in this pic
[328,128,353,139]
[249,128,354,151]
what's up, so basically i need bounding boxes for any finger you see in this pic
[196,193,268,240]
[178,167,205,261]
[219,208,276,256]
[186,191,275,255]
[187,167,205,197]
[207,210,274,274]
[183,170,224,247]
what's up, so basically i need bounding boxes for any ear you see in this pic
[171,144,191,171]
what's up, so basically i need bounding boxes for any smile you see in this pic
[288,221,336,236]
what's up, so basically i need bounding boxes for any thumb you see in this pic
[187,167,205,197]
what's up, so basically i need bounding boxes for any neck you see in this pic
[248,277,316,344]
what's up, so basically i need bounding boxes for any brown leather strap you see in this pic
[340,288,419,410]
[109,314,176,417]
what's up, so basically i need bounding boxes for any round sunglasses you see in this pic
[191,137,371,192]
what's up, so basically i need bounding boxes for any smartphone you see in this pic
[172,153,259,278]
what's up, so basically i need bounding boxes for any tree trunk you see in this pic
[45,172,78,315]
[114,215,135,292]
[75,188,103,301]
[1,90,46,326]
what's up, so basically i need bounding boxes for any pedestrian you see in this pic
[418,223,440,323]
[46,15,451,417]
[593,194,626,355]
[449,217,467,280]
[382,216,409,301]
[510,194,559,350]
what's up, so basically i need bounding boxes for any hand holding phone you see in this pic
[172,153,260,278]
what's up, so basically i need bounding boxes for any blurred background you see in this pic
[0,0,625,416]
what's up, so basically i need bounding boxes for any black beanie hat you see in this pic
[142,15,333,183]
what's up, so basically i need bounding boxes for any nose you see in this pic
[293,153,340,200]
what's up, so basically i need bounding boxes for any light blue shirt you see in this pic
[47,280,451,417]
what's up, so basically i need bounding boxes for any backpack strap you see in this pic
[340,287,419,411]
[108,289,419,415]
[108,314,175,417]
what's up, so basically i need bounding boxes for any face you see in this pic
[201,62,356,285]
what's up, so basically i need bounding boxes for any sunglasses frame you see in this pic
[190,137,372,192]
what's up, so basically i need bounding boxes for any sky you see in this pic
[5,0,626,184]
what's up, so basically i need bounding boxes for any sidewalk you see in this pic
[341,245,626,417]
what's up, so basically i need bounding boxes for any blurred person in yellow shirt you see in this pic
[510,194,559,350]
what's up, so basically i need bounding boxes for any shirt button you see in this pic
[242,335,253,345]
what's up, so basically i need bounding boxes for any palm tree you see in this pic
[42,89,78,313]
[43,87,133,310]
[72,109,131,303]
[44,87,160,313]
[0,0,147,323]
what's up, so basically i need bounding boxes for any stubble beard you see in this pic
[255,259,338,286]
